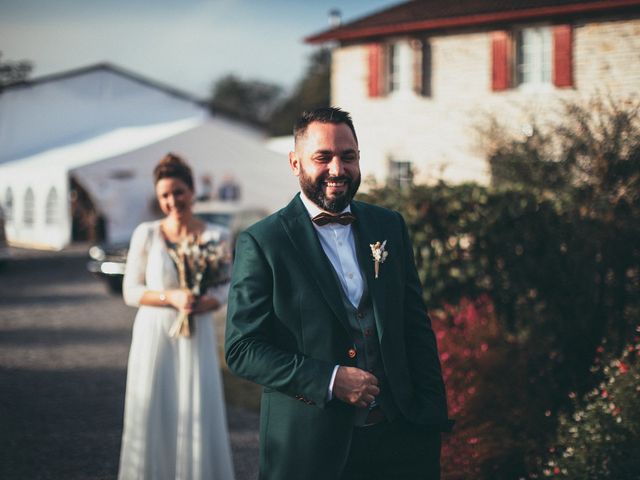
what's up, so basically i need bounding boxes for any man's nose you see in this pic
[327,157,345,177]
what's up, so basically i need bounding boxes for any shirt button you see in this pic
[347,348,357,359]
[348,273,353,279]
[338,241,343,246]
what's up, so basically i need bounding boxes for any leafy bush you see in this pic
[434,296,558,479]
[536,328,640,479]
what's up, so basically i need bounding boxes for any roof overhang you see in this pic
[0,117,204,175]
[306,0,640,43]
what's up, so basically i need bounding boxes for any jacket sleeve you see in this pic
[225,230,335,407]
[397,212,450,426]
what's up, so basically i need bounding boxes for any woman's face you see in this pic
[155,177,194,220]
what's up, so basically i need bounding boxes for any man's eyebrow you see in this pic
[312,148,357,155]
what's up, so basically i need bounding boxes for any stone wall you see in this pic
[331,15,640,186]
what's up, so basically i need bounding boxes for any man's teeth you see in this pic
[326,181,345,187]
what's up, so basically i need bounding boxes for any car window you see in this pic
[195,213,232,226]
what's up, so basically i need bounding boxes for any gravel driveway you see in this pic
[0,246,259,480]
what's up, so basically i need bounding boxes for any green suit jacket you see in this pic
[225,194,451,480]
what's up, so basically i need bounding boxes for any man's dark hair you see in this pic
[293,107,358,145]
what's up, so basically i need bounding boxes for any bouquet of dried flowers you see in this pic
[166,236,231,337]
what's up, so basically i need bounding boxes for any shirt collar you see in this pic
[299,191,352,221]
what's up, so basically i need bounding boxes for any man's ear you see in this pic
[289,151,301,176]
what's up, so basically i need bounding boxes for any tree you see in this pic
[0,52,33,91]
[206,47,331,135]
[268,48,331,136]
[208,74,282,126]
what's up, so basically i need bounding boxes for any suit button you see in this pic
[356,311,364,319]
[364,328,373,337]
[347,348,357,359]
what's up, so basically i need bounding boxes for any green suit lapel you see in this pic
[278,195,350,333]
[351,201,387,342]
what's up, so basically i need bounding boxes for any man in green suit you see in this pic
[226,107,452,479]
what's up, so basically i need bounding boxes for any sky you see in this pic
[0,0,398,98]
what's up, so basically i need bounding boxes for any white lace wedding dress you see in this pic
[118,220,235,480]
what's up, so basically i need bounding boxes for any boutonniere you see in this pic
[370,240,388,279]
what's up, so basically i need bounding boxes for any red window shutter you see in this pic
[491,31,511,91]
[368,43,382,97]
[553,24,573,88]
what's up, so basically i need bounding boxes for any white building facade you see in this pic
[307,0,640,186]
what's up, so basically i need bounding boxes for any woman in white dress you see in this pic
[118,153,235,480]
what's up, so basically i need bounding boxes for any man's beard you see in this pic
[299,167,361,213]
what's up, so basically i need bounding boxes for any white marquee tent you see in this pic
[0,64,298,250]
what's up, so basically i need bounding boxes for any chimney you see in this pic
[328,9,341,28]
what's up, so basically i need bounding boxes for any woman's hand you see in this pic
[166,288,196,313]
[190,295,221,314]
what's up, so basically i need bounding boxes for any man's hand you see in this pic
[190,295,221,314]
[333,366,379,408]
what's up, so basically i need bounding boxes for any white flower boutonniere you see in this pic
[370,240,388,279]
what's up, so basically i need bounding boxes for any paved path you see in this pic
[0,247,259,480]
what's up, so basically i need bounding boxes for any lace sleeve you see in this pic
[122,223,153,307]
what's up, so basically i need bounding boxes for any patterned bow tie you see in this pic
[312,212,356,226]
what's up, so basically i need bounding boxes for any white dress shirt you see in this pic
[299,193,364,307]
[299,192,365,400]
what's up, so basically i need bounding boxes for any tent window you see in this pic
[24,188,35,227]
[45,187,59,225]
[4,187,13,222]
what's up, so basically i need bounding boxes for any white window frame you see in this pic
[515,25,553,90]
[386,39,414,96]
[388,159,413,189]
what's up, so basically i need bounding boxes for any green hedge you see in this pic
[360,182,637,383]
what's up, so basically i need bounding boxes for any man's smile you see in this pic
[322,177,350,195]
